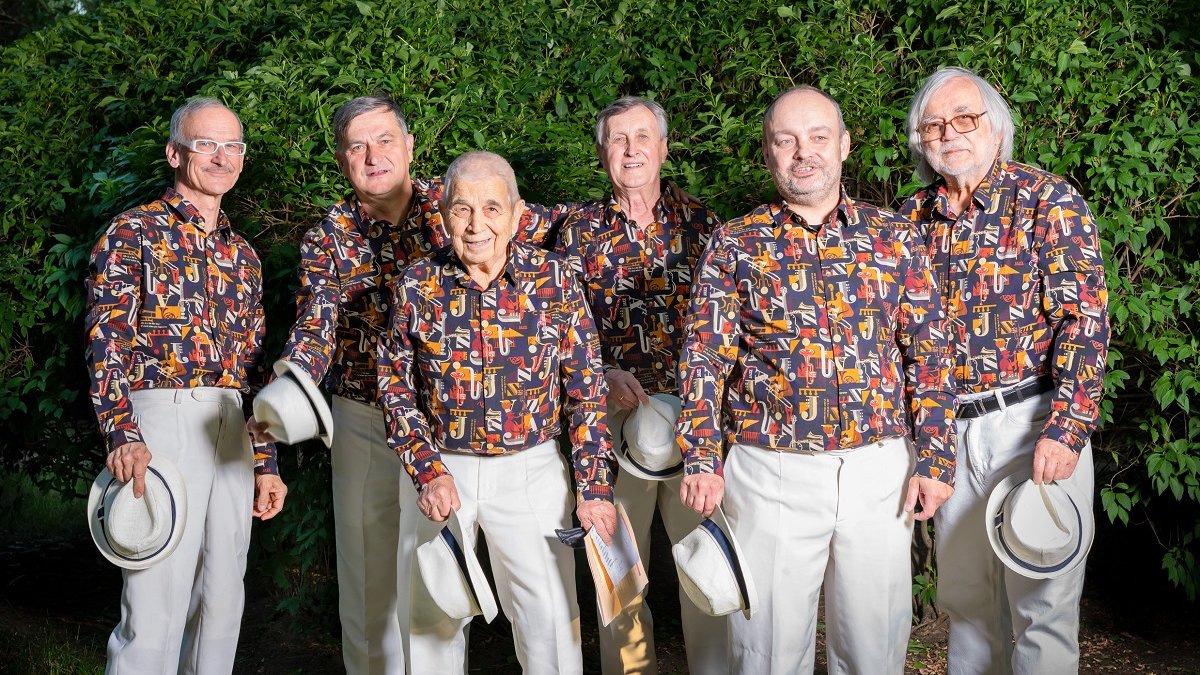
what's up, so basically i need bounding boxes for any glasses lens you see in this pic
[951,114,980,134]
[225,142,247,156]
[919,122,944,140]
[190,139,218,154]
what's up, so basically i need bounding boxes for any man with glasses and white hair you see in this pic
[900,66,1109,673]
[86,97,287,673]
[553,96,727,675]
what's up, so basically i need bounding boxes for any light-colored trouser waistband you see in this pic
[442,437,559,461]
[129,386,242,405]
[736,435,908,458]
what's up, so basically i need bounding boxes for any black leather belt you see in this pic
[957,376,1055,419]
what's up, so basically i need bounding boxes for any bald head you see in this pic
[442,151,521,208]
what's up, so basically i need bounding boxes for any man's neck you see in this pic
[614,183,662,227]
[174,185,222,234]
[785,193,840,229]
[943,175,983,217]
[360,181,414,226]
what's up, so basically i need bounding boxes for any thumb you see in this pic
[902,478,919,513]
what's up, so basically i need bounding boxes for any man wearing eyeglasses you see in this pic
[86,97,286,673]
[900,67,1109,673]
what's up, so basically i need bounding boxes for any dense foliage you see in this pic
[1,0,1196,616]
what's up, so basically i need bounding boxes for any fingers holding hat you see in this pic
[107,441,152,498]
[1032,438,1080,485]
[680,472,724,518]
[419,474,461,522]
[605,368,650,410]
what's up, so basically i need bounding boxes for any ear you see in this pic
[595,143,607,168]
[659,136,669,159]
[839,130,852,162]
[165,142,181,169]
[404,133,415,157]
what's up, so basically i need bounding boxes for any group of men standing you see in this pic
[86,64,1108,675]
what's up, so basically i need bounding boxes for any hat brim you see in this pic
[272,359,333,447]
[611,394,685,482]
[87,458,188,570]
[985,471,1094,580]
[418,511,499,623]
[708,506,757,619]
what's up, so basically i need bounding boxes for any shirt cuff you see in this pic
[683,447,724,477]
[105,427,144,454]
[913,454,955,485]
[254,442,280,476]
[1041,417,1088,453]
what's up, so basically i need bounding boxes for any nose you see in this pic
[939,123,962,141]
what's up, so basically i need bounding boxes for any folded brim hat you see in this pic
[612,393,684,481]
[87,457,188,570]
[416,510,498,623]
[672,506,757,619]
[986,470,1094,580]
[253,359,333,447]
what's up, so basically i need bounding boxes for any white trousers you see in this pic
[106,388,254,675]
[599,410,728,675]
[331,395,418,675]
[402,440,583,675]
[724,438,916,675]
[936,387,1094,675]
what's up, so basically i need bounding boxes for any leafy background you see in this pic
[0,0,1196,624]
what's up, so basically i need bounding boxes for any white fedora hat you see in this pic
[986,471,1094,580]
[612,394,685,481]
[253,359,333,447]
[87,457,188,570]
[416,510,498,623]
[672,506,757,619]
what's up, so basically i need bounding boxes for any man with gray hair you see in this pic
[678,85,955,673]
[253,95,573,674]
[86,97,287,673]
[379,150,616,674]
[900,66,1109,673]
[554,95,727,675]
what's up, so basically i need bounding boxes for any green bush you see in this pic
[2,0,1196,614]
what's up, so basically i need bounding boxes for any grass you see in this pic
[0,614,105,675]
[0,472,87,540]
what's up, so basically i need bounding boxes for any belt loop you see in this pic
[995,387,1008,411]
[174,390,185,404]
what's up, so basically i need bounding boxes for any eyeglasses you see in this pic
[916,112,988,141]
[180,139,248,156]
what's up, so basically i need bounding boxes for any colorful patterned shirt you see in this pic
[554,181,719,395]
[85,188,278,475]
[899,160,1109,453]
[378,241,614,502]
[677,195,957,484]
[281,180,571,406]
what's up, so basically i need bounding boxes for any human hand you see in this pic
[418,475,461,522]
[107,442,152,498]
[577,499,617,544]
[1032,438,1080,484]
[679,473,724,518]
[606,369,650,411]
[246,415,278,444]
[903,475,954,521]
[254,474,288,520]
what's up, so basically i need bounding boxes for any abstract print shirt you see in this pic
[677,195,957,484]
[378,242,614,502]
[280,179,569,406]
[554,181,718,395]
[900,160,1109,453]
[85,189,277,475]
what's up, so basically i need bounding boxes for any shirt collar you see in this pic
[772,188,853,234]
[606,179,677,226]
[350,178,430,229]
[442,241,524,289]
[162,187,231,234]
[929,158,1005,219]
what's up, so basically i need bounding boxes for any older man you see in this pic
[900,66,1109,674]
[259,95,570,674]
[86,97,287,673]
[379,151,616,674]
[677,86,956,673]
[554,96,727,675]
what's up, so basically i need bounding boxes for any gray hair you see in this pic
[333,95,409,152]
[594,96,669,147]
[907,66,1015,184]
[442,151,521,208]
[762,85,846,143]
[169,97,242,145]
